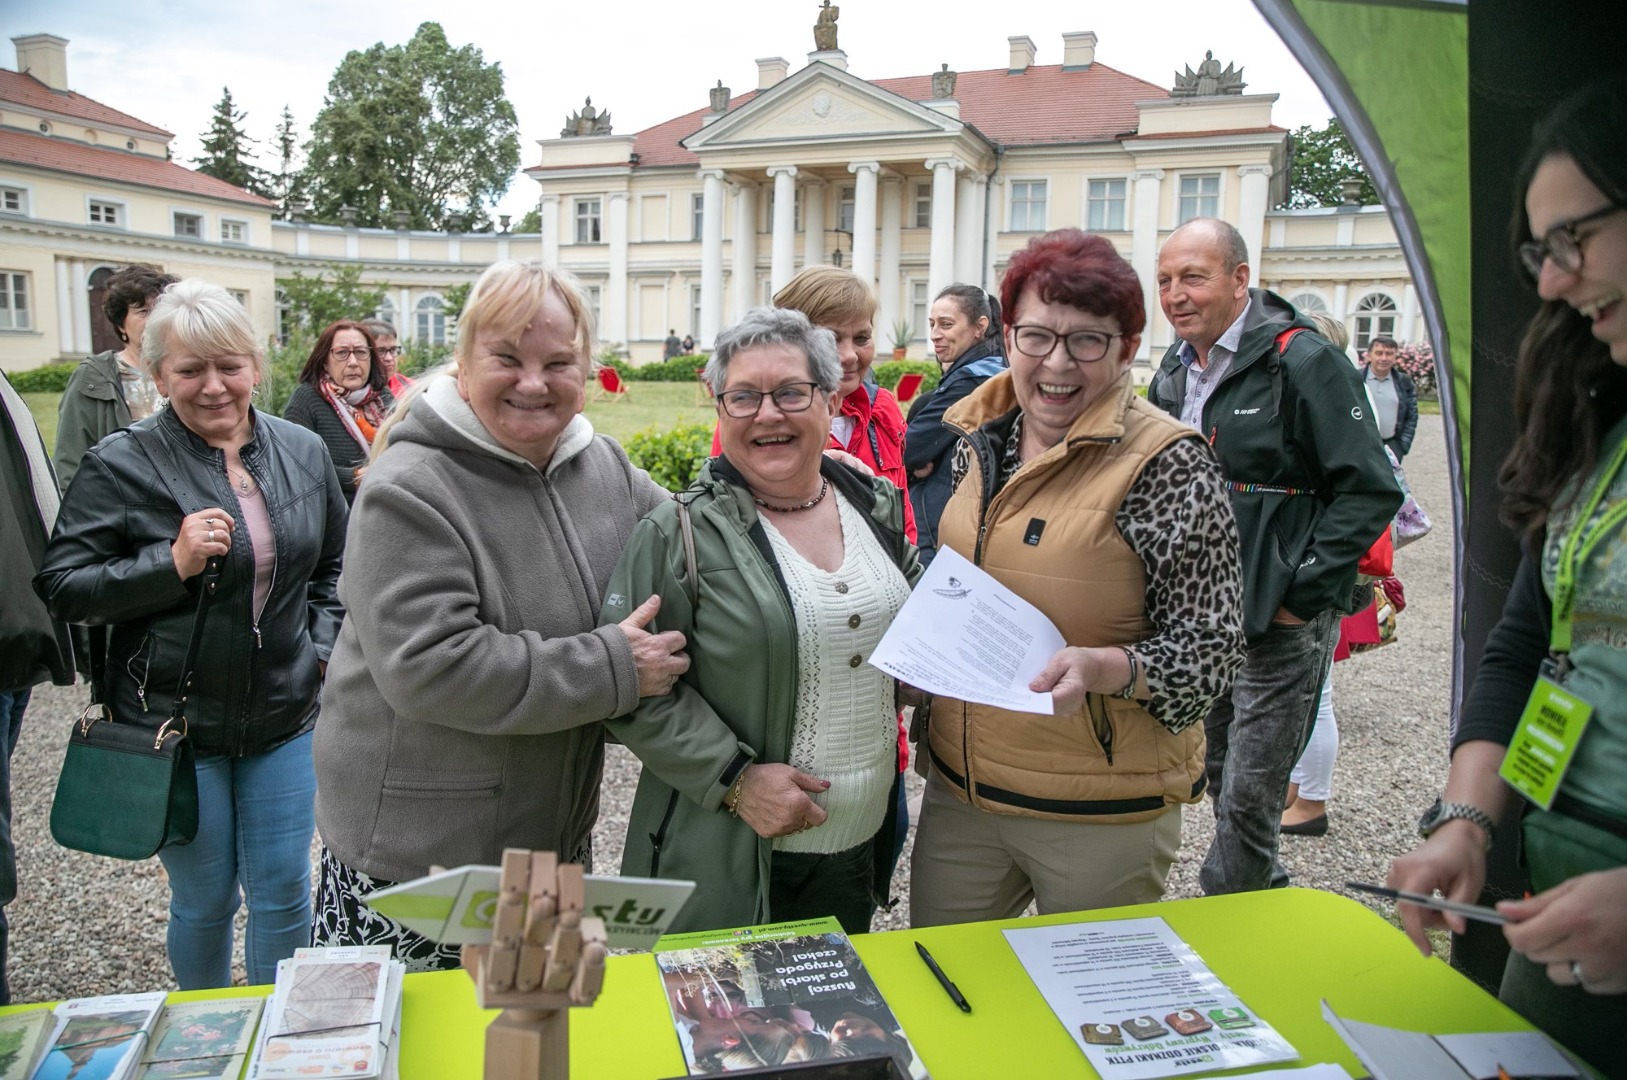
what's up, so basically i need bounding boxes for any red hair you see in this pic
[1000,229,1146,338]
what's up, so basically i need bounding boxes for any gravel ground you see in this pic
[7,415,1456,1002]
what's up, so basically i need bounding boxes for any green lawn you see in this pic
[20,382,714,459]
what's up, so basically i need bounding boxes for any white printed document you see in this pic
[1004,917,1298,1079]
[868,546,1065,715]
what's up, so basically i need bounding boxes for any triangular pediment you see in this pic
[684,63,960,150]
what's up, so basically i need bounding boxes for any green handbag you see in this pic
[49,559,218,860]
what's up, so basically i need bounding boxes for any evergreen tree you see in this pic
[268,105,308,217]
[1284,118,1378,209]
[302,22,520,230]
[194,88,269,196]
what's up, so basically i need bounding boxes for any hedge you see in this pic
[623,422,714,491]
[9,361,78,393]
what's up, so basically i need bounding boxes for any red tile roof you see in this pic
[621,61,1172,170]
[0,69,172,138]
[0,128,276,207]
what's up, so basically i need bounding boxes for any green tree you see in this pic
[1284,118,1378,209]
[194,88,269,196]
[514,206,542,233]
[302,22,520,230]
[276,264,387,338]
[443,282,471,320]
[267,105,307,217]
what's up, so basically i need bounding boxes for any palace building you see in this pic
[0,29,1420,373]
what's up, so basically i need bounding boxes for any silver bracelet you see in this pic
[1117,647,1139,700]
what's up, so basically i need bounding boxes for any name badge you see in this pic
[1498,675,1593,811]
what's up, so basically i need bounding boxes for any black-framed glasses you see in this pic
[1010,325,1123,363]
[329,347,372,361]
[1520,203,1625,279]
[375,345,403,358]
[716,381,822,419]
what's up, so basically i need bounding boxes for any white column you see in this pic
[731,181,758,320]
[848,161,879,285]
[983,176,1002,290]
[802,180,826,269]
[1401,282,1419,344]
[878,177,903,343]
[69,259,90,353]
[954,173,979,283]
[396,229,410,260]
[1236,164,1274,275]
[295,224,310,257]
[606,191,630,347]
[698,168,726,347]
[54,258,73,357]
[540,194,560,265]
[925,158,960,298]
[397,289,411,339]
[768,165,798,293]
[1130,169,1165,359]
[497,237,511,261]
[1332,282,1351,345]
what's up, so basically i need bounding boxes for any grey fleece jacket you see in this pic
[313,375,668,882]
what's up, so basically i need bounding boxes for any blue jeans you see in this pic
[1200,611,1339,895]
[0,687,27,1007]
[157,729,316,988]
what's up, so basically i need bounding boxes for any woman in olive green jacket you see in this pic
[604,308,921,935]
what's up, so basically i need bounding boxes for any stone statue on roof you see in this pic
[813,1,839,51]
[561,97,612,138]
[932,64,957,99]
[1171,51,1248,97]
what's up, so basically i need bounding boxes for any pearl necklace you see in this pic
[751,477,828,513]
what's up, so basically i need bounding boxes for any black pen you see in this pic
[1345,881,1510,925]
[915,941,971,1013]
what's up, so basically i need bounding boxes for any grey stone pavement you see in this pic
[7,415,1456,1001]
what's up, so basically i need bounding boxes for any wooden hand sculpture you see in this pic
[462,849,608,1079]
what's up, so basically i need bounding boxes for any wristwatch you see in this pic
[1417,798,1496,851]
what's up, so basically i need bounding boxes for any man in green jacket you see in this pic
[1147,218,1400,895]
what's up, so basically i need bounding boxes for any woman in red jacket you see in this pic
[711,266,916,542]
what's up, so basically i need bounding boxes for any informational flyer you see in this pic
[1004,917,1298,1079]
[868,546,1065,715]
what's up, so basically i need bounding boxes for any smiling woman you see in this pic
[282,320,395,504]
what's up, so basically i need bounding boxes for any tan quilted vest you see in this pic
[928,369,1207,822]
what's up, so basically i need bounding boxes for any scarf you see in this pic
[320,376,389,455]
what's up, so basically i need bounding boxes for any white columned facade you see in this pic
[877,176,903,342]
[848,161,879,285]
[983,176,1002,289]
[1332,282,1351,343]
[953,173,979,283]
[54,258,72,356]
[540,194,560,266]
[1236,164,1274,274]
[69,259,90,353]
[396,289,411,339]
[925,158,960,298]
[731,181,758,320]
[698,168,727,347]
[1129,169,1165,359]
[802,179,826,269]
[606,191,630,348]
[767,165,798,293]
[1401,282,1419,344]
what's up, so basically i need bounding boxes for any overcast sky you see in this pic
[3,0,1331,221]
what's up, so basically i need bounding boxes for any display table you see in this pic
[8,888,1540,1077]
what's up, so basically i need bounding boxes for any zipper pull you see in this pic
[253,625,262,649]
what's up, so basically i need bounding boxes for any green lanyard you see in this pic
[1551,433,1627,655]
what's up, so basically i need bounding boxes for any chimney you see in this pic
[1061,31,1097,71]
[1007,35,1035,75]
[757,57,789,90]
[12,34,69,91]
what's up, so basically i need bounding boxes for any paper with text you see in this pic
[1005,917,1297,1079]
[869,546,1064,715]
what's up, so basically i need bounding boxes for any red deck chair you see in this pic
[893,371,925,404]
[592,366,630,403]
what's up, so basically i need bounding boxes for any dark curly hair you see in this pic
[102,264,179,344]
[999,228,1146,338]
[1498,78,1627,539]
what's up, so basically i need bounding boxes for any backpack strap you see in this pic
[674,494,698,609]
[1268,327,1308,421]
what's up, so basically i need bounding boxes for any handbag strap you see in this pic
[675,495,698,609]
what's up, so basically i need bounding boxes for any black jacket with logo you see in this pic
[1147,289,1400,642]
[36,406,348,757]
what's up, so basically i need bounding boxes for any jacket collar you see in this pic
[943,338,1004,379]
[943,365,1138,445]
[152,400,268,461]
[417,373,595,475]
[702,453,878,516]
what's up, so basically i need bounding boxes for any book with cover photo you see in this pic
[0,1008,52,1080]
[34,992,167,1080]
[653,917,928,1077]
[137,999,263,1080]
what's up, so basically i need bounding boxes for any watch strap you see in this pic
[1422,801,1496,850]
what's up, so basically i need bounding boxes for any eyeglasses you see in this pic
[1520,203,1625,279]
[375,346,403,358]
[329,347,372,361]
[716,382,821,419]
[1010,325,1123,364]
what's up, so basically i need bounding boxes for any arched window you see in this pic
[1352,293,1398,353]
[374,295,396,329]
[415,295,446,345]
[1288,292,1328,313]
[275,288,293,346]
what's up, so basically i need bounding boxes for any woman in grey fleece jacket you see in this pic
[311,261,689,970]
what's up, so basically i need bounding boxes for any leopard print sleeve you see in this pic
[1115,436,1247,733]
